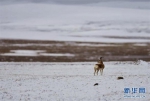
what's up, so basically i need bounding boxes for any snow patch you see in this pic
[0,50,45,56]
[136,60,149,67]
[40,53,75,57]
[0,50,75,57]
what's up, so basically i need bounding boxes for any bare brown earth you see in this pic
[0,39,150,62]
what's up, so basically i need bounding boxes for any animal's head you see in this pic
[100,57,103,60]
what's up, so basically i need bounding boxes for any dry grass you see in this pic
[0,39,150,62]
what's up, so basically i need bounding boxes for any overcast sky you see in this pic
[0,0,102,4]
[0,0,149,5]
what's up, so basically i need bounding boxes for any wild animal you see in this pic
[94,57,105,76]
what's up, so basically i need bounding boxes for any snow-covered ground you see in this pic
[0,0,150,43]
[0,61,150,101]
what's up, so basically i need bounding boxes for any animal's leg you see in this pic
[97,70,99,75]
[94,69,96,76]
[100,69,103,75]
[100,69,101,75]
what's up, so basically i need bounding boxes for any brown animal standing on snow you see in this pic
[94,57,105,76]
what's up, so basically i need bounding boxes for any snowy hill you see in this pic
[0,0,150,43]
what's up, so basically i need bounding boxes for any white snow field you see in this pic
[0,60,150,101]
[0,0,150,43]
